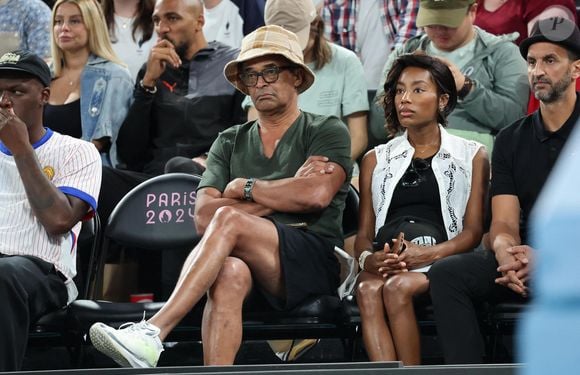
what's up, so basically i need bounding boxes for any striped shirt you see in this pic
[0,128,101,303]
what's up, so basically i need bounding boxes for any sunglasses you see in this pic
[401,158,431,188]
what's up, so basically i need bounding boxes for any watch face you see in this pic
[243,178,255,201]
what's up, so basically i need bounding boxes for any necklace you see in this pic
[63,76,79,87]
[59,72,81,89]
[408,137,440,155]
[116,14,134,29]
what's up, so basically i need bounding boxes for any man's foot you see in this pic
[90,320,164,368]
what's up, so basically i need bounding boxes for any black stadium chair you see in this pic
[487,302,527,362]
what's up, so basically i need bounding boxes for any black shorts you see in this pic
[256,220,340,311]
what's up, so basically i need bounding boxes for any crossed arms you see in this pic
[194,156,347,234]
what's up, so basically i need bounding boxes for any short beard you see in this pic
[534,69,573,103]
[162,36,188,61]
[174,43,188,61]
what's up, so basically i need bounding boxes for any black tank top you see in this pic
[386,154,446,230]
[44,99,82,139]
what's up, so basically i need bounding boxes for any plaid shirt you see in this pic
[322,0,420,53]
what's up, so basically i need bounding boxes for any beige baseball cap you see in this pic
[264,0,317,50]
[223,25,316,95]
[417,0,476,28]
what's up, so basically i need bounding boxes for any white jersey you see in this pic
[0,128,101,303]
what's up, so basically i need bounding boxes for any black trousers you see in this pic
[0,255,67,371]
[428,250,526,364]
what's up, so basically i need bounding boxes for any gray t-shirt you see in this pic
[199,112,353,247]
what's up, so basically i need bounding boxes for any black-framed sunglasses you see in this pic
[401,158,431,188]
[238,65,294,87]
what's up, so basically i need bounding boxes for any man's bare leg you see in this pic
[202,257,253,365]
[149,206,285,341]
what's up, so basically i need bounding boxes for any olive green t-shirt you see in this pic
[199,111,353,247]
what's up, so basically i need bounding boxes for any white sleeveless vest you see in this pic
[372,126,484,240]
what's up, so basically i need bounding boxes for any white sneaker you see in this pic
[90,320,164,368]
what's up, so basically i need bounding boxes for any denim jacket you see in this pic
[80,55,133,166]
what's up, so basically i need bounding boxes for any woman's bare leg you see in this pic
[356,271,397,361]
[383,272,429,365]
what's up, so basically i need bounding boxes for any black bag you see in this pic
[373,216,447,251]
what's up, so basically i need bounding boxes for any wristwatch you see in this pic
[458,76,474,100]
[139,79,158,94]
[243,178,256,201]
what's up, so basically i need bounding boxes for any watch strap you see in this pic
[243,178,256,201]
[458,76,473,100]
[139,79,158,94]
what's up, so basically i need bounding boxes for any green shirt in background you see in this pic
[199,111,353,248]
